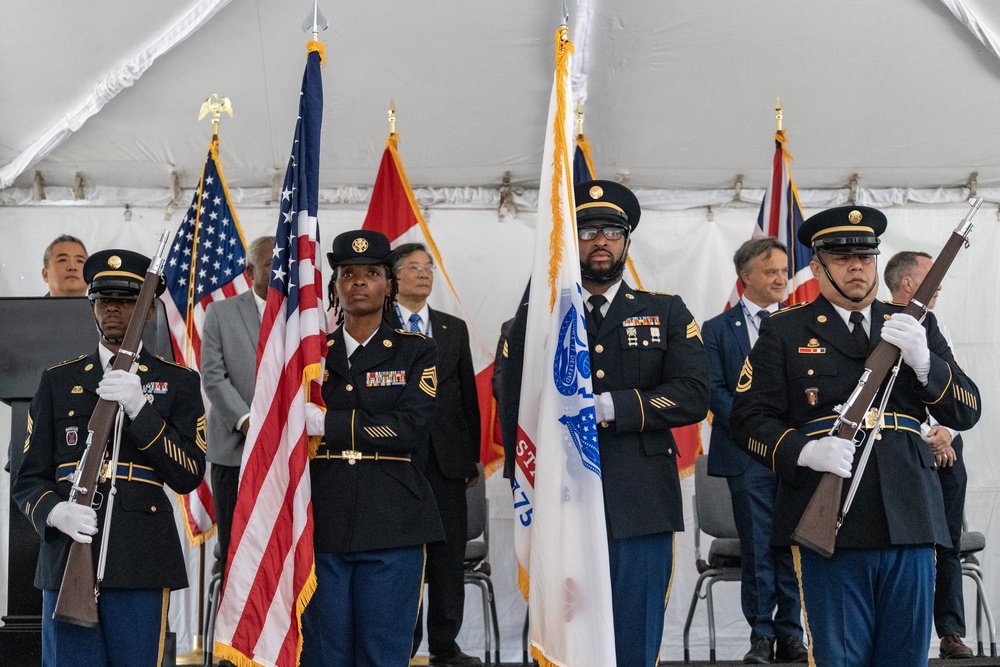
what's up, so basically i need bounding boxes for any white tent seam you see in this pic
[939,0,1000,64]
[0,0,234,189]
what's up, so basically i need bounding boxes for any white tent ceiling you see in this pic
[4,0,1000,203]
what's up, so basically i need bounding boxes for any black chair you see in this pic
[464,463,501,665]
[959,524,997,657]
[682,455,742,664]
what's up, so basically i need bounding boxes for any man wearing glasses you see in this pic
[387,243,483,667]
[500,180,709,666]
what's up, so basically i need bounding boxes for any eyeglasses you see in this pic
[578,227,626,241]
[399,263,436,275]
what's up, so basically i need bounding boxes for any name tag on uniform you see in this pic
[366,370,407,387]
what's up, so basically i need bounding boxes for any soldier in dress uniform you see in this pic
[300,229,443,667]
[14,249,207,667]
[730,207,982,666]
[500,180,709,667]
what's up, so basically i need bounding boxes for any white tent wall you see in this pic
[1,200,997,661]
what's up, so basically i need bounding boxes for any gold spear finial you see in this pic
[775,96,783,134]
[388,99,396,135]
[576,100,584,138]
[199,95,233,137]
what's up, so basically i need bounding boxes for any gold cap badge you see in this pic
[108,255,122,269]
[589,185,604,200]
[352,238,369,253]
[848,210,862,224]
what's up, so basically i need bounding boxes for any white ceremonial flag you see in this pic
[512,23,617,667]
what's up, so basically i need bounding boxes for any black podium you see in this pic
[0,297,173,665]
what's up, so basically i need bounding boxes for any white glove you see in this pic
[97,370,146,419]
[47,501,98,543]
[304,403,326,437]
[881,314,931,384]
[797,436,854,478]
[593,393,615,423]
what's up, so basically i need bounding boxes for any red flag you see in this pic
[214,41,326,667]
[362,134,503,476]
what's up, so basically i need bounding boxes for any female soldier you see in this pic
[302,229,443,667]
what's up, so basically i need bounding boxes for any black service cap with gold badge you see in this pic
[84,249,166,300]
[797,205,886,255]
[574,179,641,232]
[327,229,392,268]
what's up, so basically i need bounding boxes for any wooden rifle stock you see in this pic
[791,199,982,557]
[53,235,171,626]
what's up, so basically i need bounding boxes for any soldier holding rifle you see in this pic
[14,249,206,666]
[730,207,981,666]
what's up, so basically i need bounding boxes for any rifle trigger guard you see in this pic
[92,490,104,511]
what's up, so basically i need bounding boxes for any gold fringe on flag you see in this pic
[306,39,326,66]
[547,25,575,311]
[517,562,530,601]
[176,501,217,547]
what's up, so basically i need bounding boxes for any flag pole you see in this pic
[775,96,783,136]
[388,99,396,135]
[176,94,232,666]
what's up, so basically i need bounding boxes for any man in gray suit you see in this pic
[201,235,275,573]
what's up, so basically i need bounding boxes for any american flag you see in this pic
[161,137,250,545]
[214,41,326,667]
[726,130,817,309]
[515,25,616,666]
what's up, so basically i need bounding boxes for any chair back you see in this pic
[694,455,739,540]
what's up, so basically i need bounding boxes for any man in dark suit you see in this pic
[704,237,807,664]
[731,207,981,666]
[386,242,482,667]
[500,180,709,667]
[14,249,206,666]
[885,250,974,659]
[201,235,275,575]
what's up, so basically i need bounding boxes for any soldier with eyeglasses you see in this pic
[500,179,709,666]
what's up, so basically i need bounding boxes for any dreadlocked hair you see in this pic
[326,263,397,327]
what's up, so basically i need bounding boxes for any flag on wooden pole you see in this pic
[214,40,326,667]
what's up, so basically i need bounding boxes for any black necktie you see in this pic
[849,311,869,353]
[349,344,364,366]
[588,294,607,331]
[107,355,117,372]
[757,310,770,326]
